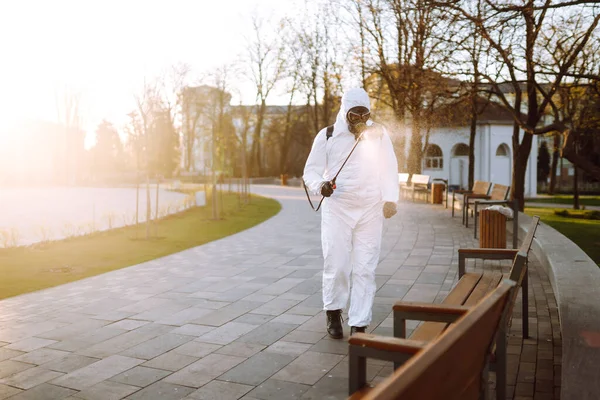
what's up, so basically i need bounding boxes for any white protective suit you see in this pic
[303,88,399,327]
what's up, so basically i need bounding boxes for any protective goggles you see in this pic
[347,110,371,124]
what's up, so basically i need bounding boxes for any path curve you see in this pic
[0,185,560,400]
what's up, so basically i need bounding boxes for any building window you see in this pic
[496,144,510,157]
[452,143,470,157]
[423,144,444,170]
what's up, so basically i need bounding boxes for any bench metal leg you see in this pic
[349,346,367,395]
[452,192,456,217]
[523,261,529,338]
[474,202,479,239]
[512,199,519,249]
[495,327,507,400]
[459,253,467,278]
[393,312,407,370]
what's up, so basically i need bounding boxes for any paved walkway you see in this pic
[0,186,560,399]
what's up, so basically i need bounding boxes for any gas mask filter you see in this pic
[346,106,370,138]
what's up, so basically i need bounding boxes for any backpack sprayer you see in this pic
[302,126,370,212]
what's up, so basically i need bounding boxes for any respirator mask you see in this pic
[346,106,370,138]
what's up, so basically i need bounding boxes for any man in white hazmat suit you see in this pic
[303,88,399,339]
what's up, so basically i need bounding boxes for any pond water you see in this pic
[0,186,191,246]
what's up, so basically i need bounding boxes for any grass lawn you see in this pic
[526,195,600,207]
[0,191,281,300]
[525,206,600,266]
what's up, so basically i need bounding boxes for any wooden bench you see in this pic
[401,174,430,202]
[398,173,410,193]
[465,183,510,229]
[452,180,492,222]
[348,216,540,400]
[348,280,517,399]
[459,215,540,339]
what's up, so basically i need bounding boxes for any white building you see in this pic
[396,99,538,197]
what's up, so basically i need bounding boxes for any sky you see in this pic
[0,0,302,145]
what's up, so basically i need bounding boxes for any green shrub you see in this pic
[554,209,570,217]
[584,210,600,220]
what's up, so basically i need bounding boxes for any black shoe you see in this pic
[326,310,343,339]
[350,326,367,336]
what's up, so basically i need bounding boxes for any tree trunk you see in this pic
[146,175,151,239]
[511,125,533,212]
[549,134,560,194]
[252,101,266,177]
[468,97,477,190]
[573,164,580,210]
[406,116,422,174]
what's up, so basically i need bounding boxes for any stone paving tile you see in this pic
[192,303,263,327]
[246,379,311,400]
[0,383,22,399]
[125,381,195,400]
[169,324,215,337]
[50,355,144,390]
[269,314,312,325]
[280,330,326,345]
[157,308,214,326]
[250,299,301,316]
[4,338,58,352]
[186,380,254,400]
[173,342,222,358]
[110,366,171,387]
[41,355,100,374]
[236,322,297,346]
[164,354,246,388]
[0,366,64,389]
[105,320,150,331]
[214,342,266,358]
[218,351,295,386]
[0,348,24,362]
[233,314,275,325]
[272,351,345,385]
[77,324,174,358]
[196,322,258,346]
[120,333,193,360]
[0,360,34,379]
[75,380,140,400]
[141,351,199,372]
[5,383,75,400]
[265,341,312,357]
[308,338,349,356]
[12,348,71,365]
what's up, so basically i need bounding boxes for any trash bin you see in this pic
[479,209,506,248]
[431,183,444,204]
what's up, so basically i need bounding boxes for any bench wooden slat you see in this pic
[472,180,492,195]
[392,302,469,315]
[463,272,503,307]
[349,334,426,353]
[489,183,510,201]
[348,386,372,400]
[409,272,482,341]
[361,281,515,400]
[459,248,518,256]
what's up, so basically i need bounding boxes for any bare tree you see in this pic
[246,15,287,176]
[54,86,84,185]
[436,0,600,210]
[345,0,459,174]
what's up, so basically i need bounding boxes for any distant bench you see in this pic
[400,174,430,203]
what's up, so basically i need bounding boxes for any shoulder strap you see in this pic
[326,125,334,140]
